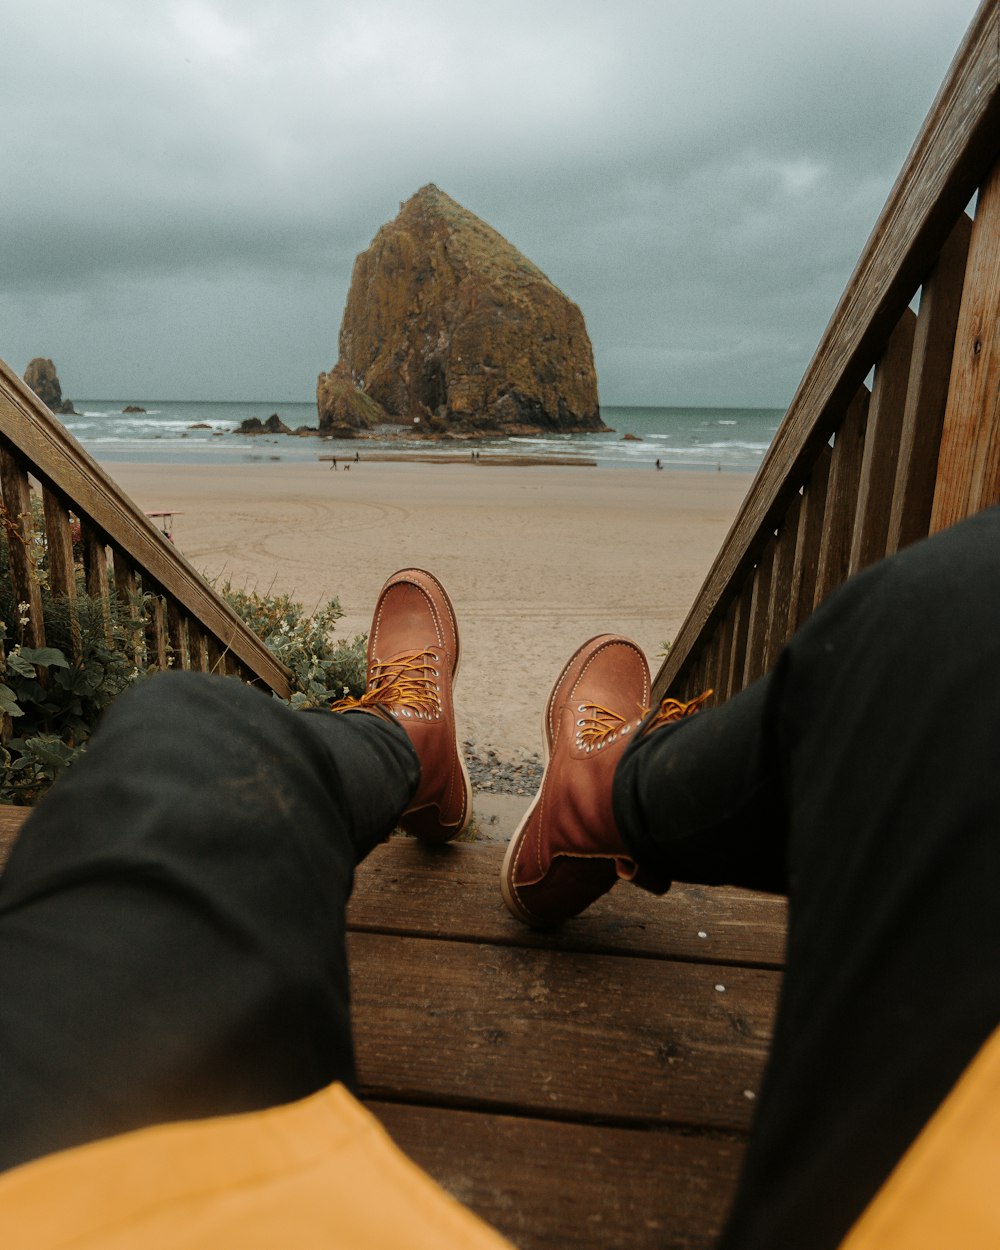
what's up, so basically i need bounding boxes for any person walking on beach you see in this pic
[3,510,1000,1248]
[330,457,338,470]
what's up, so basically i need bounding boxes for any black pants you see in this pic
[0,509,998,1248]
[0,679,418,1170]
[615,504,1000,1250]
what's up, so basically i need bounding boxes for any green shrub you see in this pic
[219,582,367,708]
[0,498,368,804]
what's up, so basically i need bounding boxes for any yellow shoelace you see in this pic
[641,689,713,734]
[328,649,442,719]
[575,689,712,751]
[575,700,645,751]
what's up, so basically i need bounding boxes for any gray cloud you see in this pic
[0,0,982,405]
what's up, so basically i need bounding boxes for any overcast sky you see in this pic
[0,0,983,409]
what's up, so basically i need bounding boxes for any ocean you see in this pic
[60,401,783,473]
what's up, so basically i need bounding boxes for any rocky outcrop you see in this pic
[235,413,294,436]
[318,185,604,436]
[316,363,389,436]
[24,358,76,414]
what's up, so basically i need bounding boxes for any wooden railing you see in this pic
[654,0,1000,706]
[0,358,292,698]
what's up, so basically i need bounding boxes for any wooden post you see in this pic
[789,446,831,630]
[0,447,45,649]
[849,307,917,574]
[887,212,973,552]
[815,387,870,606]
[742,537,776,687]
[166,601,190,670]
[931,158,1000,531]
[766,496,801,671]
[41,485,80,660]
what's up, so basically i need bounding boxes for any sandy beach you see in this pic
[105,458,750,764]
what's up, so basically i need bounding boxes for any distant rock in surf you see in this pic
[235,413,294,436]
[123,404,147,413]
[317,184,604,437]
[24,357,76,414]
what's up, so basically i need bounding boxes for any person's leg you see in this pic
[514,505,1000,1250]
[0,671,418,1171]
[0,565,470,1174]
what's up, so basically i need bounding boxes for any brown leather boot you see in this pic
[501,634,707,926]
[331,568,471,842]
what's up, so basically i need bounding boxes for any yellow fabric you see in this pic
[839,1025,1000,1249]
[0,1083,514,1250]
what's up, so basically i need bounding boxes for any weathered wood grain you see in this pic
[350,930,778,1132]
[813,387,869,608]
[849,307,917,573]
[931,157,1000,528]
[348,839,788,968]
[888,211,973,552]
[371,1101,745,1250]
[788,447,831,631]
[0,447,46,649]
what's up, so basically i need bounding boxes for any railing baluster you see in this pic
[888,212,973,553]
[726,588,752,700]
[931,160,1000,530]
[188,622,209,672]
[789,447,831,630]
[166,601,189,670]
[766,497,801,671]
[0,447,46,649]
[147,597,168,669]
[849,308,918,573]
[742,538,776,688]
[814,388,870,606]
[41,486,80,660]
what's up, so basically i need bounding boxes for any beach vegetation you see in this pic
[218,581,367,707]
[0,508,145,803]
[0,498,367,804]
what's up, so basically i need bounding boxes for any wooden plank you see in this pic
[849,307,917,573]
[188,621,210,672]
[765,495,801,670]
[654,3,1000,695]
[788,446,831,631]
[348,840,788,969]
[814,387,870,607]
[722,590,751,703]
[711,601,736,704]
[0,806,27,867]
[41,486,76,601]
[371,1101,744,1250]
[350,931,778,1132]
[741,536,776,687]
[931,157,1000,529]
[887,211,974,552]
[166,600,189,670]
[79,520,112,642]
[0,361,291,697]
[146,597,168,669]
[0,447,46,649]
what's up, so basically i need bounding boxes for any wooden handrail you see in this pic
[0,358,292,698]
[654,0,1000,704]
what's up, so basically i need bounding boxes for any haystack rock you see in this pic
[24,358,76,414]
[318,185,605,436]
